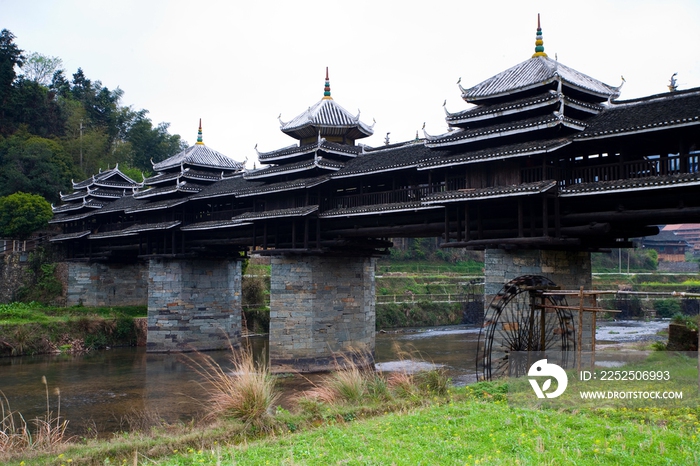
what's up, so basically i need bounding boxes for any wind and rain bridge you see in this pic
[50,20,700,372]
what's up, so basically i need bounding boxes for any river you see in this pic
[0,320,667,436]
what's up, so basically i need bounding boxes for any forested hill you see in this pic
[0,28,184,205]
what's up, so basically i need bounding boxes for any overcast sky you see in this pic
[3,0,699,167]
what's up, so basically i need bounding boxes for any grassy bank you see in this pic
[0,302,146,356]
[3,381,698,465]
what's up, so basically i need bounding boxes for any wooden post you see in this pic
[577,286,584,373]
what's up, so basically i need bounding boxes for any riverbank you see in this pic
[0,303,146,356]
[3,381,698,465]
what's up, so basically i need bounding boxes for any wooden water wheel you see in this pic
[476,275,576,380]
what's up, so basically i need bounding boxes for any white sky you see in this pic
[3,0,700,168]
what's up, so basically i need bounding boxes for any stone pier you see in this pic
[147,258,242,352]
[484,249,594,352]
[65,262,148,307]
[269,255,376,372]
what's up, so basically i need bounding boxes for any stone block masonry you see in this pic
[484,249,594,353]
[65,262,148,307]
[147,258,242,352]
[269,255,376,372]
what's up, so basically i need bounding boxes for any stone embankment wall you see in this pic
[65,262,148,307]
[0,252,28,303]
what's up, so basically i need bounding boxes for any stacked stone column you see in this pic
[147,258,242,352]
[268,255,376,372]
[65,262,148,307]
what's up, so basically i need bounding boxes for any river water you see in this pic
[0,320,667,436]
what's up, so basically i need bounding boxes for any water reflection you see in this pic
[0,321,665,436]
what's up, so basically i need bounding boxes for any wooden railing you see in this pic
[321,183,446,212]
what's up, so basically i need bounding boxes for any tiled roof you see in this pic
[234,205,318,221]
[425,114,585,148]
[71,166,140,189]
[144,168,227,185]
[446,91,561,124]
[559,172,700,197]
[462,56,620,102]
[180,219,253,231]
[320,202,442,218]
[332,142,443,179]
[418,138,570,170]
[235,175,330,198]
[421,180,557,205]
[257,140,362,163]
[52,198,104,213]
[575,88,700,140]
[244,158,344,180]
[153,144,244,171]
[189,175,261,200]
[89,221,181,239]
[48,211,97,224]
[280,98,374,141]
[133,182,202,199]
[60,187,127,201]
[49,230,92,242]
[126,198,189,213]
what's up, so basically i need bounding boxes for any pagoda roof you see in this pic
[256,139,363,163]
[418,137,571,170]
[425,114,586,148]
[60,187,130,202]
[144,168,228,185]
[575,88,700,140]
[461,56,620,103]
[126,198,189,214]
[71,165,140,190]
[88,221,181,239]
[152,143,244,172]
[49,230,92,242]
[280,98,374,141]
[244,158,344,180]
[332,142,442,179]
[52,198,104,214]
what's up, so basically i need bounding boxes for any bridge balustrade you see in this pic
[320,183,446,211]
[521,152,700,187]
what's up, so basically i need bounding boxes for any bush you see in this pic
[655,299,682,318]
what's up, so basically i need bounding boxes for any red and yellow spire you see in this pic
[196,118,204,145]
[323,67,332,100]
[532,14,548,58]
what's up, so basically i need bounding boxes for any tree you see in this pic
[127,116,185,172]
[0,192,52,239]
[20,52,63,86]
[0,29,24,134]
[0,133,78,202]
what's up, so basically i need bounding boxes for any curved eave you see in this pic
[49,230,92,242]
[236,205,318,222]
[448,92,561,125]
[244,160,343,180]
[425,115,585,148]
[257,143,316,163]
[180,220,253,232]
[559,173,700,197]
[575,117,700,141]
[126,198,189,213]
[153,145,244,172]
[421,180,558,205]
[236,176,330,198]
[418,140,571,170]
[282,124,373,142]
[319,203,443,219]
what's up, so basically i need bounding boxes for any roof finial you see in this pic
[323,67,332,100]
[196,118,204,145]
[532,14,548,58]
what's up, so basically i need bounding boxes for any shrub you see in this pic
[655,299,682,318]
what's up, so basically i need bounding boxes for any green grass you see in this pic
[0,302,146,325]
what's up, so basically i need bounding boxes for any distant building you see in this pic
[662,224,700,256]
[643,230,690,262]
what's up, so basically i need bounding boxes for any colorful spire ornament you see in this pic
[323,67,332,100]
[196,118,204,145]
[532,14,548,58]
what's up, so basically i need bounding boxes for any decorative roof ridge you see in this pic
[604,86,700,107]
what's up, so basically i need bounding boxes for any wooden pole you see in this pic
[577,286,584,373]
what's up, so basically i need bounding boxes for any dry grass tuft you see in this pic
[187,343,279,430]
[301,350,376,404]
